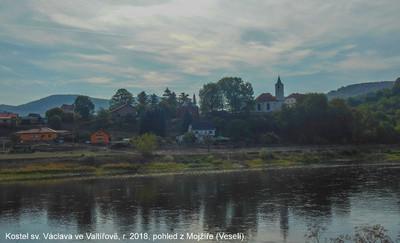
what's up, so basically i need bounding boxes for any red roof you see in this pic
[286,93,301,99]
[110,103,135,113]
[0,113,19,119]
[15,127,62,134]
[256,93,276,102]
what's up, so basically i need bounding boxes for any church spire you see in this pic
[275,76,284,101]
[276,75,283,85]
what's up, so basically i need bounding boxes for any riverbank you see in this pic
[1,145,400,182]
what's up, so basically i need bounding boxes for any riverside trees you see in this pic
[199,77,254,114]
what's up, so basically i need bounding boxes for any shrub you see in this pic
[134,133,158,157]
[164,154,174,162]
[259,149,275,160]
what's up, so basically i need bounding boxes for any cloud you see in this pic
[72,77,113,84]
[1,0,400,105]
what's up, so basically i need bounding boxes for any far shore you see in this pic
[1,144,400,183]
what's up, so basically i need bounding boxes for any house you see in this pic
[254,76,285,113]
[284,93,302,108]
[61,104,74,113]
[21,113,43,125]
[15,127,68,142]
[176,100,199,118]
[188,121,216,141]
[90,130,111,144]
[110,104,136,122]
[0,113,19,125]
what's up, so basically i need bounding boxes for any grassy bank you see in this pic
[1,145,400,182]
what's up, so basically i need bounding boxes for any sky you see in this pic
[0,0,399,105]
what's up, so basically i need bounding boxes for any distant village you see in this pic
[0,76,309,151]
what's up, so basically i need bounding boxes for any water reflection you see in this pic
[1,165,400,242]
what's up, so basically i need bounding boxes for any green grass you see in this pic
[2,146,400,182]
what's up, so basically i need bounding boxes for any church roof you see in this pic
[190,121,215,131]
[256,93,276,102]
[276,76,283,85]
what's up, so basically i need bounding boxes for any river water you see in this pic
[1,164,400,242]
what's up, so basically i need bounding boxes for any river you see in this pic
[1,164,400,242]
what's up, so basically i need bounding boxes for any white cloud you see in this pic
[1,0,400,104]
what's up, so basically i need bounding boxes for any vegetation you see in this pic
[305,223,397,243]
[327,81,394,99]
[109,88,135,110]
[74,95,94,120]
[133,133,158,157]
[199,77,254,114]
[3,145,400,182]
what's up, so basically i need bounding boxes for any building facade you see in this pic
[254,76,285,113]
[110,104,136,122]
[90,130,111,144]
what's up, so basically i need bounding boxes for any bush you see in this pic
[340,146,359,156]
[164,154,174,162]
[259,149,275,160]
[134,133,158,157]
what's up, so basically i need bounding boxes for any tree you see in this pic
[137,91,149,106]
[181,110,193,133]
[218,77,254,113]
[45,107,63,119]
[192,94,197,106]
[202,135,213,151]
[178,92,190,105]
[226,119,251,143]
[134,133,158,157]
[48,115,62,130]
[159,88,178,118]
[139,109,166,137]
[46,107,74,123]
[93,107,112,129]
[199,82,223,113]
[109,88,134,110]
[182,132,196,145]
[74,95,94,121]
[150,94,159,109]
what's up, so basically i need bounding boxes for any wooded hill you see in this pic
[0,94,109,116]
[327,81,394,99]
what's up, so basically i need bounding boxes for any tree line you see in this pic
[44,76,400,145]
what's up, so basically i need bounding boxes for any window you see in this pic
[209,131,212,134]
[267,103,270,110]
[48,134,51,138]
[257,104,261,111]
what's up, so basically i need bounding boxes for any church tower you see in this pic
[275,76,284,101]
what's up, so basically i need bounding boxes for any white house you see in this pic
[284,93,301,108]
[177,121,216,142]
[188,121,215,141]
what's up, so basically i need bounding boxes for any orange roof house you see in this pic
[90,130,111,144]
[0,113,19,124]
[15,127,67,141]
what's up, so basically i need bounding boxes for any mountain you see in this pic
[327,81,394,99]
[0,94,110,116]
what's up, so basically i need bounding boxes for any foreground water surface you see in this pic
[1,164,400,242]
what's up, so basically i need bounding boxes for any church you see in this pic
[254,76,299,113]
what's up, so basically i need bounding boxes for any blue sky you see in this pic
[1,0,399,105]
